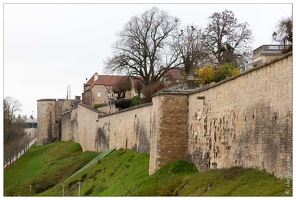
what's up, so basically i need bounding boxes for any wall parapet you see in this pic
[98,102,153,119]
[37,99,57,102]
[187,51,292,95]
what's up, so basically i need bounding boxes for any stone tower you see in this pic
[37,97,80,146]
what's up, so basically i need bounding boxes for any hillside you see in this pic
[4,141,292,196]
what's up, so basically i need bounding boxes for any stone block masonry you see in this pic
[37,99,60,145]
[37,97,81,146]
[151,52,292,177]
[37,52,292,179]
[187,52,292,178]
[149,94,189,174]
[60,102,152,153]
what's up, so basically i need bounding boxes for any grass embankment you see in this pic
[4,141,98,196]
[4,141,292,196]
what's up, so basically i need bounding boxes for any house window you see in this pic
[97,91,101,97]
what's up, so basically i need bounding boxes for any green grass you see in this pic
[4,141,292,196]
[4,141,99,196]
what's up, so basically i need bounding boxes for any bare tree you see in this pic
[133,78,145,96]
[4,96,23,144]
[204,10,253,66]
[112,77,132,99]
[4,96,22,123]
[173,24,208,75]
[274,15,292,53]
[275,15,292,44]
[3,97,28,168]
[104,7,182,86]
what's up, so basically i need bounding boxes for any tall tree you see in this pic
[4,96,23,144]
[112,77,132,99]
[204,10,253,66]
[4,96,21,125]
[274,15,292,53]
[173,24,208,74]
[133,78,145,96]
[104,7,182,86]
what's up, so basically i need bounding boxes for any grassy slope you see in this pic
[4,141,99,196]
[4,141,292,196]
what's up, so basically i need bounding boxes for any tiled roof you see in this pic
[164,68,183,80]
[85,74,139,92]
[88,74,128,86]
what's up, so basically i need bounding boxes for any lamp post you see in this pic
[61,184,65,196]
[29,185,32,196]
[272,32,277,41]
[272,31,286,50]
[77,182,82,196]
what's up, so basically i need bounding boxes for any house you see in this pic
[239,44,289,72]
[24,118,37,137]
[162,68,184,85]
[81,73,145,108]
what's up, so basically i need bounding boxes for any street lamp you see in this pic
[272,31,287,45]
[61,184,65,196]
[272,32,277,41]
[272,31,287,51]
[29,185,32,196]
[77,182,82,196]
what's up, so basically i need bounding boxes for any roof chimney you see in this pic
[94,72,98,81]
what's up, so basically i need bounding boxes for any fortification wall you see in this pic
[149,94,189,174]
[60,103,152,153]
[61,108,78,142]
[187,53,292,178]
[38,53,292,178]
[37,98,81,145]
[96,103,152,153]
[37,99,59,145]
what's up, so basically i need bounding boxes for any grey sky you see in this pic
[2,2,293,118]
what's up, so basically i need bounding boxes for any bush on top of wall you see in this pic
[114,98,133,109]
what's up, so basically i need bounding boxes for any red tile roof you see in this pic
[164,68,183,81]
[85,74,129,91]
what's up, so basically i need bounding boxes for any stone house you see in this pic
[162,68,184,85]
[240,44,290,72]
[81,72,145,107]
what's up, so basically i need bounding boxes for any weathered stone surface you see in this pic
[37,98,80,145]
[187,53,292,178]
[37,52,292,179]
[60,102,152,153]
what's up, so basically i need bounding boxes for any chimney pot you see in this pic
[94,72,98,81]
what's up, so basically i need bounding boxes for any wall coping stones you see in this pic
[154,51,292,97]
[98,102,153,119]
[37,99,58,102]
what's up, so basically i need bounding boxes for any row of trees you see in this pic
[104,8,254,87]
[4,96,31,168]
[4,96,25,144]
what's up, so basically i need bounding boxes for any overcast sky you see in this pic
[2,2,293,118]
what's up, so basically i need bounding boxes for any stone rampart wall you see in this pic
[187,53,292,178]
[38,52,292,178]
[61,103,152,153]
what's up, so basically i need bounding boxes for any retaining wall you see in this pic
[38,52,292,178]
[61,103,152,153]
[187,53,292,178]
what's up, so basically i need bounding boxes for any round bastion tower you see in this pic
[37,97,81,146]
[37,99,61,146]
